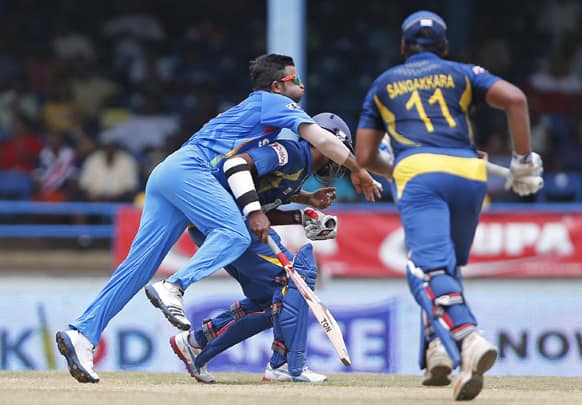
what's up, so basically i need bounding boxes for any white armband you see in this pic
[223,157,261,216]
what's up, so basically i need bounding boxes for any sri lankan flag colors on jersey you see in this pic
[358,51,500,197]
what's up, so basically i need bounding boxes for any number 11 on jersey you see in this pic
[405,89,457,132]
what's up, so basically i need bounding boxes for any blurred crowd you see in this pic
[0,0,580,205]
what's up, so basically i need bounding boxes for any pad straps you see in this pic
[271,339,287,356]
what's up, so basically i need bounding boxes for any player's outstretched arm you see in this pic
[299,123,382,202]
[355,128,394,179]
[267,208,338,241]
[291,187,336,209]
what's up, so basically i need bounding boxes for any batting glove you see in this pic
[506,152,544,196]
[302,208,338,241]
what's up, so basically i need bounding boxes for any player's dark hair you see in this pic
[249,54,295,91]
[404,42,447,57]
[403,27,447,57]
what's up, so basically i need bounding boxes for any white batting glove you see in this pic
[302,208,338,240]
[506,152,544,196]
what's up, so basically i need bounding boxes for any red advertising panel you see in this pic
[113,206,199,274]
[114,207,582,278]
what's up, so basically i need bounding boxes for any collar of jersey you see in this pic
[406,51,441,63]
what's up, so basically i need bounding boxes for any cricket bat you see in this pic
[486,161,543,188]
[267,235,351,366]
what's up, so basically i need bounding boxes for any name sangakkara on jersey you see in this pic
[386,74,455,99]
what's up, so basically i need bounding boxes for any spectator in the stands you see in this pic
[51,15,96,63]
[41,78,79,135]
[101,0,166,81]
[67,59,120,125]
[128,41,174,91]
[0,114,43,173]
[32,130,77,202]
[24,44,60,99]
[77,138,139,203]
[98,91,179,157]
[0,78,39,141]
[525,49,582,116]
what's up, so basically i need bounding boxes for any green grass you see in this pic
[0,371,581,404]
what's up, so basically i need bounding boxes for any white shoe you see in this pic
[145,281,191,330]
[263,363,327,383]
[422,338,452,386]
[170,331,215,383]
[56,330,100,383]
[453,331,497,401]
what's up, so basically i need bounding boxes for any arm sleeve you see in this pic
[299,123,350,165]
[247,142,291,177]
[466,64,502,104]
[260,93,315,134]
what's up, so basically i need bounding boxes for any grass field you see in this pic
[1,371,581,405]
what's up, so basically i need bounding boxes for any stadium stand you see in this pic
[0,0,581,252]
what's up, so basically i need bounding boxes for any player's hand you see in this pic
[507,152,544,196]
[477,150,488,160]
[247,210,270,243]
[306,187,336,209]
[350,169,383,202]
[302,208,338,240]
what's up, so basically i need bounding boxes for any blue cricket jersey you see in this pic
[358,52,500,160]
[183,91,314,169]
[215,139,312,212]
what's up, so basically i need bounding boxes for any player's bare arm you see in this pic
[267,208,338,242]
[298,123,382,202]
[355,127,394,179]
[485,80,543,196]
[291,187,336,209]
[485,80,532,155]
[224,153,270,243]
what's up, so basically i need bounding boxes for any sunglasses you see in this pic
[278,74,302,85]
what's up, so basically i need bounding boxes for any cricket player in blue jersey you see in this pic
[55,54,382,384]
[355,11,543,401]
[170,112,353,384]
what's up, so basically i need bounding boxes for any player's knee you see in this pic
[222,227,251,255]
[187,225,205,246]
[408,262,462,301]
[230,299,260,320]
[292,243,318,289]
[429,273,463,299]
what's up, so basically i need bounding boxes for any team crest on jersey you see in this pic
[286,102,301,110]
[269,142,289,165]
[282,187,293,195]
[473,66,486,74]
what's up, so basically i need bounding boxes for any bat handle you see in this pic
[486,161,543,189]
[267,235,280,254]
[485,161,510,178]
[267,235,291,267]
